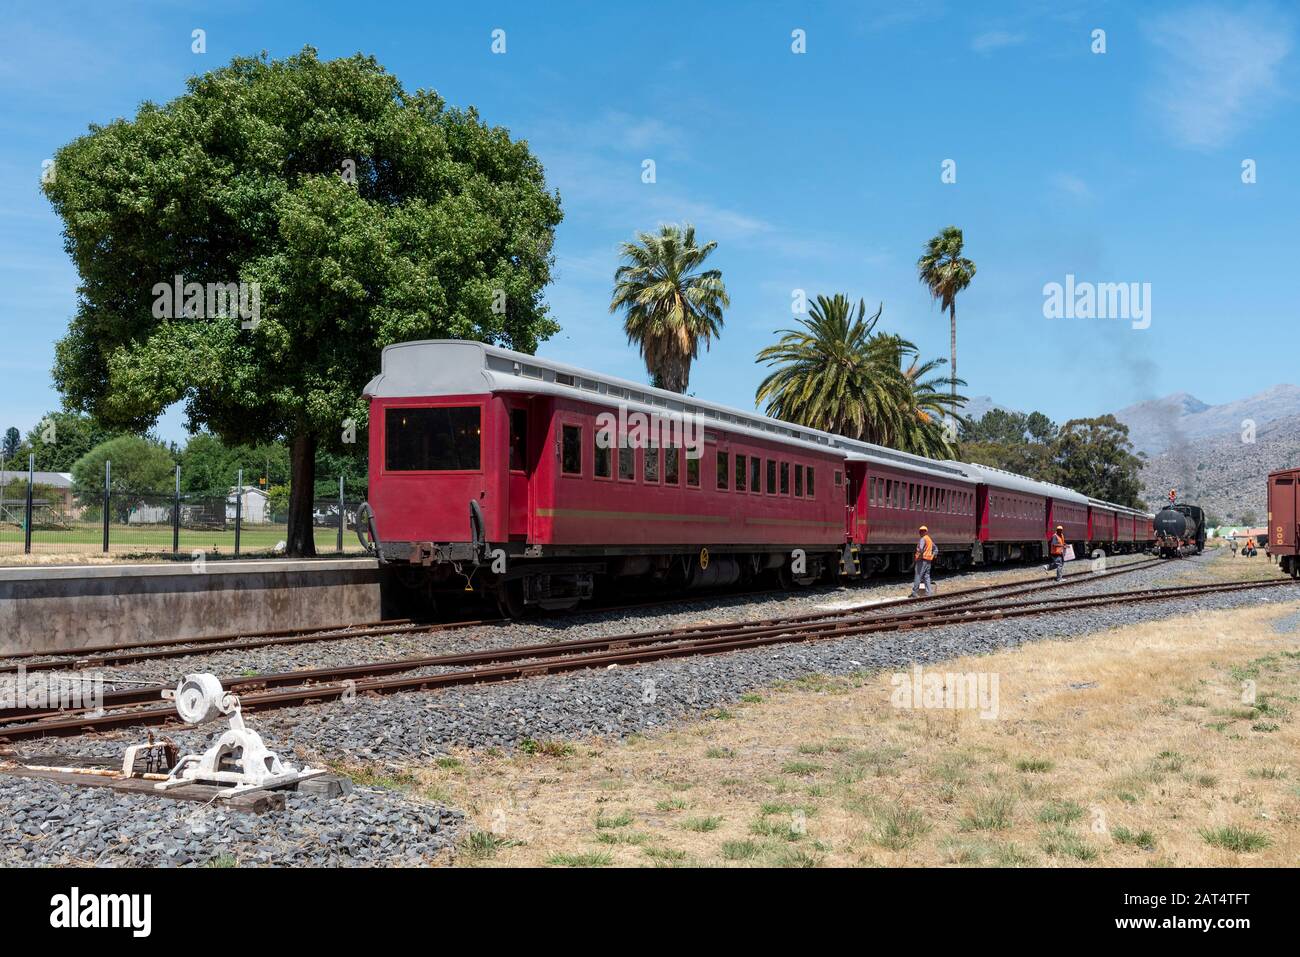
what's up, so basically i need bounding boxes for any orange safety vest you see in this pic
[916,534,935,562]
[1050,532,1066,556]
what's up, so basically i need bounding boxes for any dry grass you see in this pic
[402,565,1300,868]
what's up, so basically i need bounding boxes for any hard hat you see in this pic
[919,525,928,532]
[1056,525,1064,530]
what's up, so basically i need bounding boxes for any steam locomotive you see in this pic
[1153,503,1206,557]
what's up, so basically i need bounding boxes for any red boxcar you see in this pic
[1267,468,1299,578]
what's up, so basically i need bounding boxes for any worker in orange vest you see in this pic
[910,524,936,597]
[1048,525,1067,582]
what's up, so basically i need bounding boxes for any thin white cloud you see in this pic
[1051,172,1091,198]
[971,30,1027,54]
[1144,3,1294,149]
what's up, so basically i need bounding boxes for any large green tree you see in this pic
[10,411,123,472]
[959,408,1059,477]
[610,223,729,393]
[43,47,562,554]
[754,294,963,456]
[70,436,177,507]
[917,226,976,414]
[1049,415,1146,507]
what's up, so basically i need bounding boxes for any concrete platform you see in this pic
[0,558,383,655]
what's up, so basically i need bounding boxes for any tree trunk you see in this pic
[948,303,958,436]
[286,431,318,557]
[949,303,957,400]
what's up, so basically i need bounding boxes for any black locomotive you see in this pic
[1153,504,1206,557]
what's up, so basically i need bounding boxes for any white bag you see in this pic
[1063,544,1076,562]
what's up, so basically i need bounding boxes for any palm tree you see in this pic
[609,223,729,393]
[916,226,976,415]
[754,294,964,456]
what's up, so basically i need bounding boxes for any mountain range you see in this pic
[963,386,1300,522]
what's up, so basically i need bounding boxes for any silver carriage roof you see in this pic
[365,339,972,480]
[949,460,1091,505]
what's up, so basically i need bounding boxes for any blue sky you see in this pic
[2,0,1297,445]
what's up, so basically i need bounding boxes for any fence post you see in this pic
[102,460,111,553]
[172,464,181,555]
[234,468,242,556]
[23,454,34,555]
[337,475,345,554]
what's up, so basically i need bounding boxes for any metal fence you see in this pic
[0,455,366,562]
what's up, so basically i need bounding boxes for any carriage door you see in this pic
[1272,475,1296,554]
[507,402,530,540]
[845,469,855,539]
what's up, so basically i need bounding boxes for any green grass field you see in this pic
[0,521,366,562]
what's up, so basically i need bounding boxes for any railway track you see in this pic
[1,555,1163,675]
[0,555,1161,723]
[2,563,1288,743]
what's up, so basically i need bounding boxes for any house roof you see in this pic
[227,486,269,499]
[0,469,72,488]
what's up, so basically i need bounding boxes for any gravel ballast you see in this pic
[0,773,464,868]
[2,551,1292,867]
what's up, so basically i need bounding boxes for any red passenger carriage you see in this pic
[364,340,1161,614]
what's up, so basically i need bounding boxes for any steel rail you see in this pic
[0,556,1164,720]
[2,556,1161,675]
[2,574,1289,742]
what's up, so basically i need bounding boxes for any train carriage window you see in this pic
[665,447,680,485]
[561,425,582,476]
[509,409,527,471]
[385,406,481,472]
[644,446,660,483]
[780,462,790,495]
[750,456,761,493]
[735,454,747,491]
[807,467,815,498]
[686,453,700,487]
[834,470,842,488]
[717,451,729,490]
[618,442,635,481]
[594,435,612,479]
[767,460,777,494]
[795,464,804,497]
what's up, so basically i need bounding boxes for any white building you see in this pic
[226,486,270,524]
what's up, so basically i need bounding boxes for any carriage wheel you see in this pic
[495,579,526,619]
